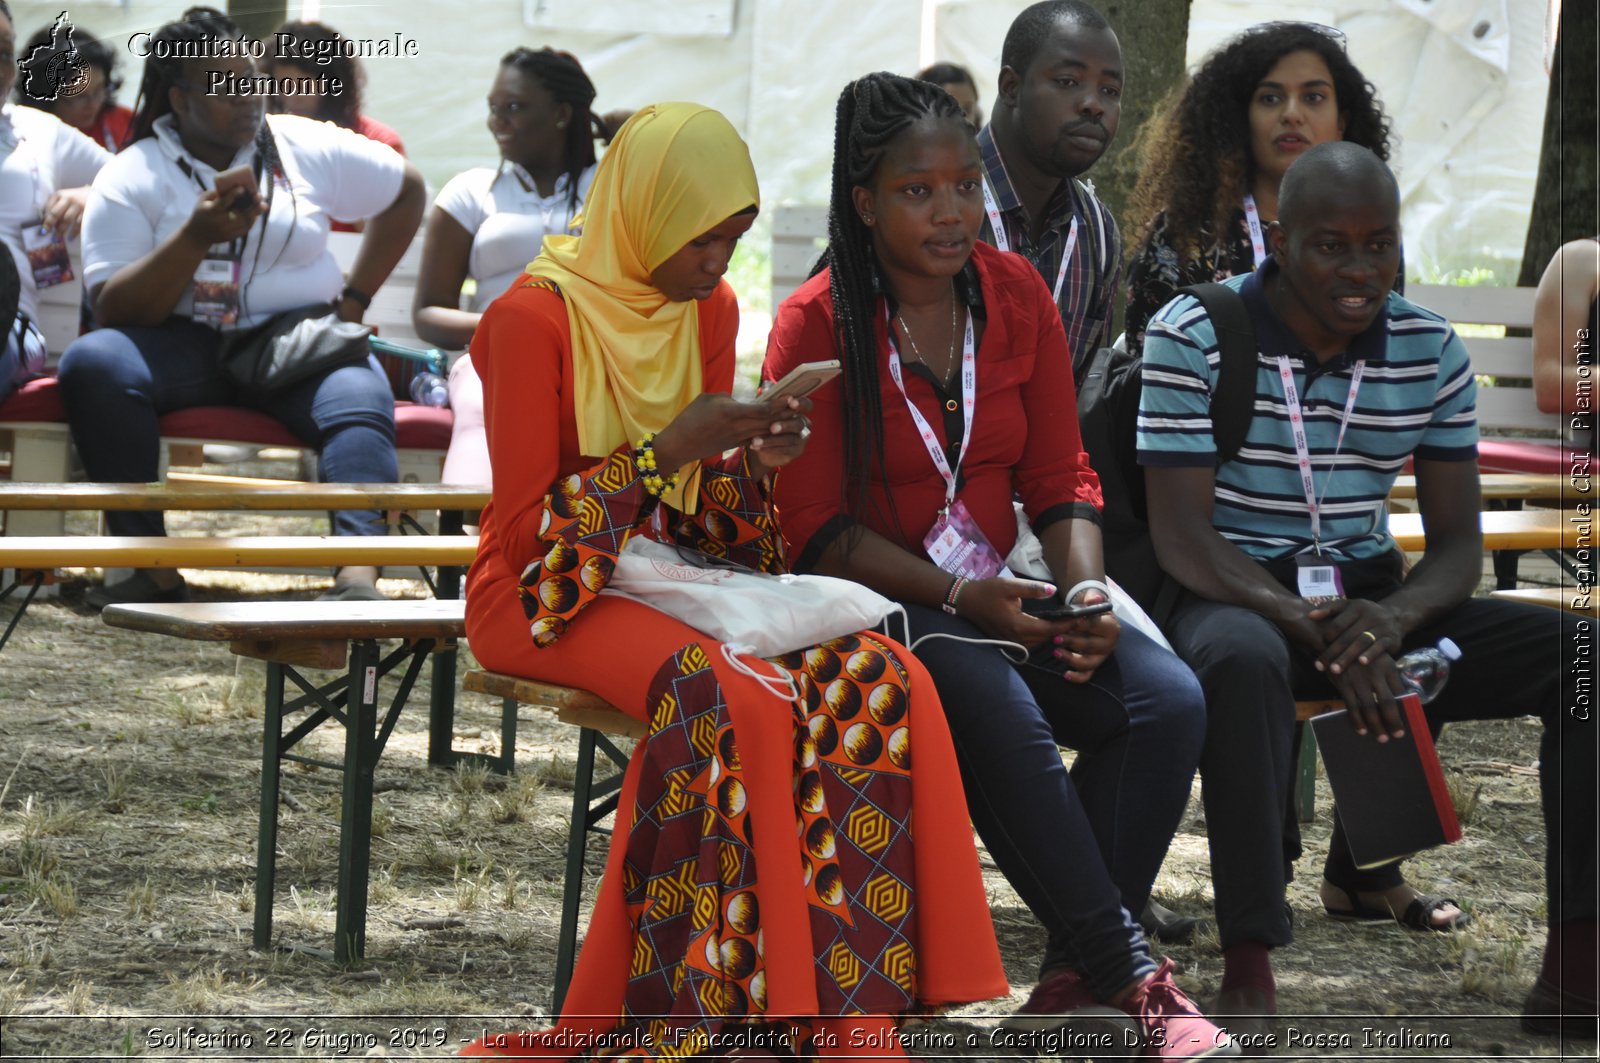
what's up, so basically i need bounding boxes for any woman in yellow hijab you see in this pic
[463,104,1006,1058]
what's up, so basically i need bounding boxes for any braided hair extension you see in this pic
[124,8,297,315]
[821,72,967,527]
[1125,22,1392,265]
[500,46,602,213]
[126,6,243,144]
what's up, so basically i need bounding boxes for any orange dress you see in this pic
[463,277,1007,1059]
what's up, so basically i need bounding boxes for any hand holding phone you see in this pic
[212,165,260,212]
[1020,595,1116,621]
[760,359,841,406]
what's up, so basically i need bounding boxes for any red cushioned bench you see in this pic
[0,376,452,536]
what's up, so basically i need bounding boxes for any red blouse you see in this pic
[764,240,1101,568]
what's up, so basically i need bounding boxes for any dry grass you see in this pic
[0,493,1576,1058]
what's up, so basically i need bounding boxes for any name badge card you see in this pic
[1295,553,1345,604]
[191,253,242,328]
[924,498,1010,580]
[22,224,73,289]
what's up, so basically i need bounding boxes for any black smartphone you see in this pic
[1020,596,1115,621]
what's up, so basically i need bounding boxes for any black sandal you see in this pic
[1322,882,1471,932]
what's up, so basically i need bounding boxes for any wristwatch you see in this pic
[338,284,373,310]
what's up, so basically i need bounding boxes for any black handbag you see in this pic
[217,303,373,394]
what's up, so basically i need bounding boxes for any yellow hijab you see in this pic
[526,103,760,512]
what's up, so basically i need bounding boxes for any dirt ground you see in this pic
[0,483,1586,1062]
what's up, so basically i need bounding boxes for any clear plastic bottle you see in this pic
[409,369,449,407]
[1394,637,1462,704]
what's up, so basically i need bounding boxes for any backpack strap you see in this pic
[1177,282,1256,465]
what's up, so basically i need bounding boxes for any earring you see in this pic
[861,212,874,224]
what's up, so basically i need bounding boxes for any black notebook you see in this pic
[1310,693,1462,869]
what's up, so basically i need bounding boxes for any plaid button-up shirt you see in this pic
[976,125,1123,375]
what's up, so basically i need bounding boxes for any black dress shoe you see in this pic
[85,572,188,611]
[1140,898,1206,945]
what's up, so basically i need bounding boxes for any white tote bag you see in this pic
[599,536,897,658]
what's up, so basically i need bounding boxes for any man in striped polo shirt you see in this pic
[1138,142,1592,1044]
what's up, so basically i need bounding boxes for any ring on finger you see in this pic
[1360,629,1378,645]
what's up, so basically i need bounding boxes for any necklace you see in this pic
[895,284,959,386]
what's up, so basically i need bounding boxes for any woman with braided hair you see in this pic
[413,46,606,485]
[765,72,1233,1060]
[461,103,1007,1059]
[1123,22,1394,356]
[56,6,425,606]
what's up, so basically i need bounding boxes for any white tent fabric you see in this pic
[8,0,1550,279]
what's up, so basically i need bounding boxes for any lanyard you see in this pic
[1243,194,1268,268]
[884,301,977,511]
[982,177,1079,304]
[1276,355,1366,550]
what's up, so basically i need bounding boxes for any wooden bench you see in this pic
[0,533,476,655]
[101,600,472,964]
[1490,586,1598,617]
[1388,472,1567,508]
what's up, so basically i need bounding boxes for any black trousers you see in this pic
[1165,573,1595,950]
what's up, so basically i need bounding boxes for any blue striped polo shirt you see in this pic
[1136,260,1478,562]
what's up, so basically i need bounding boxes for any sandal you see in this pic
[1322,882,1472,932]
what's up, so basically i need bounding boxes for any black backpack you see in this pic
[1074,283,1258,623]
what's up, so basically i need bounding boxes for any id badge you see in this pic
[923,498,1011,580]
[1295,553,1345,604]
[22,223,73,289]
[191,253,242,327]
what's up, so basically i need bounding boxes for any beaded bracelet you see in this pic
[941,575,968,615]
[633,433,681,499]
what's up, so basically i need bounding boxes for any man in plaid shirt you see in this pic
[976,0,1123,376]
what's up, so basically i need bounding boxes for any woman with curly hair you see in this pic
[1122,22,1393,355]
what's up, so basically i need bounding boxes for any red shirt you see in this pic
[90,104,133,152]
[765,240,1101,569]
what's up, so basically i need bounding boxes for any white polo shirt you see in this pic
[433,162,595,311]
[0,103,112,320]
[83,112,406,329]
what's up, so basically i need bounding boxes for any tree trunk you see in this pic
[1093,0,1193,338]
[226,1,289,45]
[1516,4,1598,288]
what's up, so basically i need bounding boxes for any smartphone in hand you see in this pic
[212,165,260,211]
[760,359,841,405]
[1020,595,1115,621]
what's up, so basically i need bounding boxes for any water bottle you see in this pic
[1394,637,1462,704]
[409,368,449,407]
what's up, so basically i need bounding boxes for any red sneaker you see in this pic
[995,966,1141,1055]
[1121,959,1241,1059]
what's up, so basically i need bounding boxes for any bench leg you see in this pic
[1295,722,1317,823]
[426,517,466,770]
[254,662,286,950]
[554,727,599,1013]
[334,639,380,963]
[0,571,43,654]
[498,696,519,776]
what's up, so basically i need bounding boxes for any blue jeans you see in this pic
[56,316,397,537]
[899,603,1206,998]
